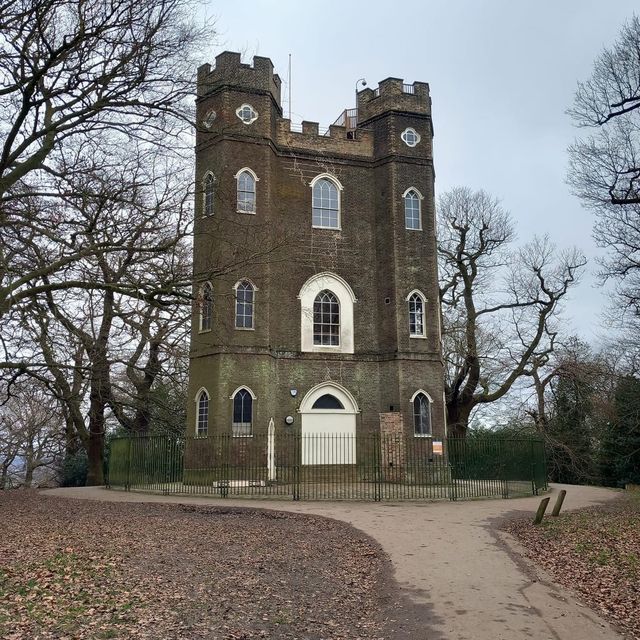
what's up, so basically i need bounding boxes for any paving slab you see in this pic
[43,484,622,640]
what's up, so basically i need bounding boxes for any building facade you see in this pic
[188,52,445,446]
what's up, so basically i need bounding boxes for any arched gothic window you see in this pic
[235,280,255,329]
[299,272,356,354]
[413,392,432,436]
[313,290,340,346]
[232,388,253,436]
[200,282,213,332]
[196,389,209,436]
[404,189,422,230]
[203,173,215,216]
[408,291,426,337]
[312,177,340,228]
[236,169,257,213]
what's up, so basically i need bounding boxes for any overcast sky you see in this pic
[202,0,638,343]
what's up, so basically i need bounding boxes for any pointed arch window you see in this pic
[203,173,215,216]
[311,175,341,229]
[313,290,340,346]
[200,282,213,332]
[404,188,422,230]
[413,392,432,436]
[236,168,258,213]
[408,291,426,337]
[196,389,209,436]
[235,280,255,329]
[232,388,254,436]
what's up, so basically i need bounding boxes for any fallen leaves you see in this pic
[0,492,391,639]
[505,493,640,640]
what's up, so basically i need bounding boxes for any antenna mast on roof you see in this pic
[288,53,292,120]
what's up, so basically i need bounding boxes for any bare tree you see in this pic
[0,0,210,320]
[438,187,585,436]
[568,14,640,206]
[0,380,65,488]
[568,15,640,313]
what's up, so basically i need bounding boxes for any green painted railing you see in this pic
[107,433,547,501]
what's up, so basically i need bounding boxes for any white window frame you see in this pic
[401,127,421,147]
[406,289,427,338]
[234,167,259,214]
[202,109,217,129]
[236,103,258,124]
[410,389,433,437]
[195,387,210,436]
[310,173,343,230]
[202,172,215,217]
[403,187,424,230]
[233,279,258,330]
[313,290,341,347]
[299,272,356,354]
[230,386,256,437]
[199,282,213,332]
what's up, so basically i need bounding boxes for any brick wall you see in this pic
[187,53,445,442]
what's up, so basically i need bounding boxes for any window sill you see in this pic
[237,210,256,215]
[414,434,433,438]
[312,225,342,231]
[409,334,427,339]
[235,326,255,331]
[405,226,423,231]
[198,328,212,334]
[231,434,253,438]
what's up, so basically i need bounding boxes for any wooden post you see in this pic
[551,489,567,516]
[533,497,550,524]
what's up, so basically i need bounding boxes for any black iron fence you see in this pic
[107,434,547,501]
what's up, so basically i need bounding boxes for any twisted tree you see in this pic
[438,187,585,436]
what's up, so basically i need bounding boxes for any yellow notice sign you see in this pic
[432,440,443,455]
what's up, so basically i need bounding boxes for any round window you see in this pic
[401,127,421,147]
[236,104,258,124]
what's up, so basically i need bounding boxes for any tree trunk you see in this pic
[23,440,34,488]
[446,401,473,437]
[86,429,104,486]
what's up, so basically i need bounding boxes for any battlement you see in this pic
[197,52,282,108]
[275,118,373,156]
[357,77,430,123]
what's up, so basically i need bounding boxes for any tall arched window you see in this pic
[232,387,253,436]
[312,176,340,229]
[299,272,356,354]
[313,290,340,346]
[200,282,213,332]
[236,169,257,213]
[404,188,422,230]
[408,291,426,337]
[413,392,432,436]
[235,280,255,329]
[203,173,215,216]
[196,389,209,436]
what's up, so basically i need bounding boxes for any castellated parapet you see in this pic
[197,51,282,109]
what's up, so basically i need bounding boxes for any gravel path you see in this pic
[44,484,623,640]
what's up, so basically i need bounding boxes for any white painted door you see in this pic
[299,384,358,465]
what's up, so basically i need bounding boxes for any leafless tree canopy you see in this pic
[568,14,640,206]
[438,187,585,435]
[0,0,209,319]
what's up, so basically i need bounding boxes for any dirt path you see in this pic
[44,484,622,640]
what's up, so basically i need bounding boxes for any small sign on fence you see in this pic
[432,440,443,455]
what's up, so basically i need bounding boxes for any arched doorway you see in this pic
[299,383,359,465]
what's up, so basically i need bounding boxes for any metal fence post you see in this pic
[293,434,301,501]
[125,437,132,491]
[374,433,382,502]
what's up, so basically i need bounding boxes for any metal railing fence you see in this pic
[107,433,546,501]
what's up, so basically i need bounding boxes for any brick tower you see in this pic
[188,52,444,446]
